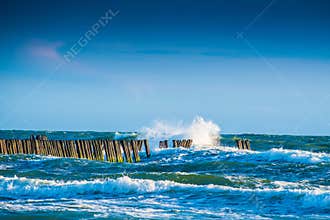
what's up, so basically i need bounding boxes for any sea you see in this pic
[0,118,329,219]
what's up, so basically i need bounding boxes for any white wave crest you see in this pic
[195,146,330,164]
[141,116,220,146]
[257,148,330,164]
[0,175,329,208]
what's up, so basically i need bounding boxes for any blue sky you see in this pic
[0,0,330,135]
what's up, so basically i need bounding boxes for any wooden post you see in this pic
[25,138,29,154]
[85,140,92,160]
[0,140,3,154]
[98,140,105,161]
[6,140,13,154]
[45,140,52,156]
[144,139,151,158]
[105,140,115,162]
[11,140,16,154]
[68,140,75,157]
[43,140,48,156]
[10,140,17,154]
[93,140,103,161]
[80,140,87,159]
[92,140,99,160]
[55,140,62,157]
[33,139,39,155]
[69,140,78,158]
[10,139,19,154]
[63,141,70,157]
[29,139,36,155]
[63,140,70,157]
[44,140,49,156]
[16,139,22,153]
[109,140,116,162]
[28,139,34,154]
[187,139,193,148]
[53,140,59,156]
[75,140,83,158]
[103,140,111,162]
[86,140,94,160]
[23,139,28,154]
[0,139,6,154]
[78,140,86,159]
[41,140,47,155]
[49,140,56,156]
[121,140,132,163]
[181,139,187,148]
[113,140,123,162]
[244,139,251,150]
[131,140,140,162]
[33,140,39,155]
[137,140,143,151]
[159,140,168,149]
[235,139,243,150]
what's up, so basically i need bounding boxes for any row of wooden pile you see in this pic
[0,138,151,163]
[235,139,251,150]
[159,139,193,148]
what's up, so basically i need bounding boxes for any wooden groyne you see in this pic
[235,139,251,150]
[0,137,151,163]
[0,135,251,161]
[159,139,193,149]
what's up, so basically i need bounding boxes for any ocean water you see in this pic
[0,127,329,219]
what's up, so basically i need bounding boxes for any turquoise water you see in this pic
[0,131,329,219]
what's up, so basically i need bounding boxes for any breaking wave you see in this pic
[0,175,329,209]
[141,116,220,146]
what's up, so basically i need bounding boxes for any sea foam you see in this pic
[0,175,329,208]
[141,116,220,147]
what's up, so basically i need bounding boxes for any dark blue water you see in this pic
[0,130,329,219]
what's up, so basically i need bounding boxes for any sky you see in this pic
[0,0,330,135]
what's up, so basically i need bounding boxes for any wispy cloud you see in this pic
[25,40,64,62]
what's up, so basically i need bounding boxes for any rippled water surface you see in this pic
[0,131,329,219]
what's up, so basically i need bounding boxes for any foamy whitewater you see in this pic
[0,117,329,219]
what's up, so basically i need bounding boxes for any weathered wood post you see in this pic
[244,139,251,150]
[144,139,151,158]
[235,139,243,150]
[69,140,78,158]
[113,140,124,162]
[131,140,140,162]
[84,140,90,159]
[121,140,132,163]
[80,140,88,159]
[0,139,6,154]
[109,140,117,162]
[6,140,13,154]
[187,139,193,148]
[137,140,143,151]
[49,140,56,156]
[107,140,115,162]
[86,140,94,160]
[103,140,111,162]
[75,140,83,158]
[93,140,103,161]
[57,140,64,157]
[159,140,168,148]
